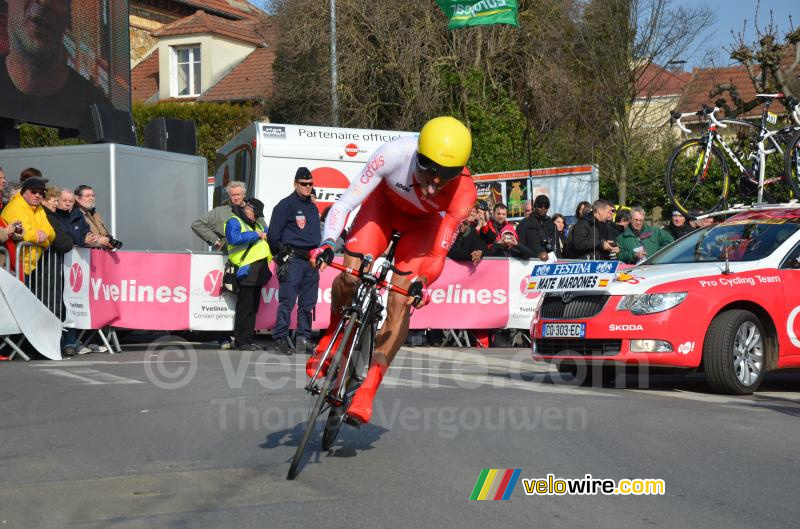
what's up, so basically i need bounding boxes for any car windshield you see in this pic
[647,218,800,264]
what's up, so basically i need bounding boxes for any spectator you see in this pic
[447,207,486,264]
[41,186,73,254]
[191,181,248,251]
[474,199,490,233]
[486,225,535,259]
[665,210,694,240]
[191,181,250,350]
[42,185,76,356]
[575,201,592,220]
[614,209,631,235]
[20,167,42,184]
[0,166,6,209]
[616,206,674,264]
[74,185,113,249]
[268,167,322,355]
[1,176,55,276]
[226,198,272,351]
[56,189,91,247]
[523,200,534,219]
[516,194,557,260]
[551,213,567,259]
[479,202,508,246]
[606,204,623,239]
[565,199,617,260]
[0,166,18,270]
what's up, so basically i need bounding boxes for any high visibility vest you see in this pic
[225,217,272,267]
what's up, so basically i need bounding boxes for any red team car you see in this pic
[531,206,800,394]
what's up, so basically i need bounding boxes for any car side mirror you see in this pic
[787,257,800,269]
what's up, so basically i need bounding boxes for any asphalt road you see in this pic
[1,339,800,528]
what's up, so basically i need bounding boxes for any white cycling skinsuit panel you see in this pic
[322,136,434,243]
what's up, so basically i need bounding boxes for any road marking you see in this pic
[38,368,143,385]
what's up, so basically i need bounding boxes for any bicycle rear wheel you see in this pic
[321,318,374,450]
[287,320,357,480]
[783,130,800,198]
[665,138,730,217]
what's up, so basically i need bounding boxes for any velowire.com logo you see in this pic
[469,469,521,501]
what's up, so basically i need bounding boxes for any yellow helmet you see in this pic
[417,116,472,168]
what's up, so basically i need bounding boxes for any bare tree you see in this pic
[712,5,799,118]
[571,0,712,205]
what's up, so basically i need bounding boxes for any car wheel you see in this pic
[703,310,766,394]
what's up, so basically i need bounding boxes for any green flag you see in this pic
[436,0,519,29]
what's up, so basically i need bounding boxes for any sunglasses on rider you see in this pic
[415,153,463,183]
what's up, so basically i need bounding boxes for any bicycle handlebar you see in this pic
[327,260,411,297]
[671,106,725,134]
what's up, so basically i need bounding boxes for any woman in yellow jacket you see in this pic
[1,177,56,276]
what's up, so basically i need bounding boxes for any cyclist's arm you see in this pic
[321,145,397,243]
[417,178,477,284]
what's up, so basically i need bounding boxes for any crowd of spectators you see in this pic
[0,166,111,357]
[447,195,711,267]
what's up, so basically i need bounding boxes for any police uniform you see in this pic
[267,169,321,354]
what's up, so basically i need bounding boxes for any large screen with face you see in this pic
[0,0,130,130]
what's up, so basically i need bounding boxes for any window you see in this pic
[172,45,201,97]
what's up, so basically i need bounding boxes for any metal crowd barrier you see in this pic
[6,243,120,359]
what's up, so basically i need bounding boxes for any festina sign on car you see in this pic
[527,261,619,292]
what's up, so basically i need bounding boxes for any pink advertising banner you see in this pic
[89,250,191,330]
[66,251,537,331]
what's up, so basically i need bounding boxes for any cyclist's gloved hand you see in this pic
[310,239,335,268]
[407,277,431,308]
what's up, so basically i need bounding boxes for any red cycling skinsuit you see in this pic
[313,135,476,423]
[321,135,477,282]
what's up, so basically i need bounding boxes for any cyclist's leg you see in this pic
[308,193,392,376]
[347,214,442,423]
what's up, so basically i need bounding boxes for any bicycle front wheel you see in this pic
[287,320,356,480]
[321,318,374,451]
[665,138,730,217]
[783,130,800,198]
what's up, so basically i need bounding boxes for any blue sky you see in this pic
[675,0,796,67]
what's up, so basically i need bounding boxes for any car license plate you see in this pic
[543,323,586,338]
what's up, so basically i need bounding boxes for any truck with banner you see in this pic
[212,123,415,223]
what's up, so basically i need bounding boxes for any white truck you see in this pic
[213,123,415,222]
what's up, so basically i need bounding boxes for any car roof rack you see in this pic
[695,200,800,220]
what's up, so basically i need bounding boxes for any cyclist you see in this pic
[309,116,477,425]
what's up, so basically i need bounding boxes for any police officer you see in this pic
[267,167,322,355]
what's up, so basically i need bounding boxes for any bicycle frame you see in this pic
[305,253,410,401]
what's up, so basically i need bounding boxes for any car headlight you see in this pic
[617,292,687,315]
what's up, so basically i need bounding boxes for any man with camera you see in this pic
[267,167,321,356]
[74,185,120,250]
[565,199,618,260]
[516,194,558,261]
[1,176,55,276]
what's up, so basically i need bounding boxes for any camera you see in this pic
[541,238,554,253]
[12,221,23,234]
[108,237,123,250]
